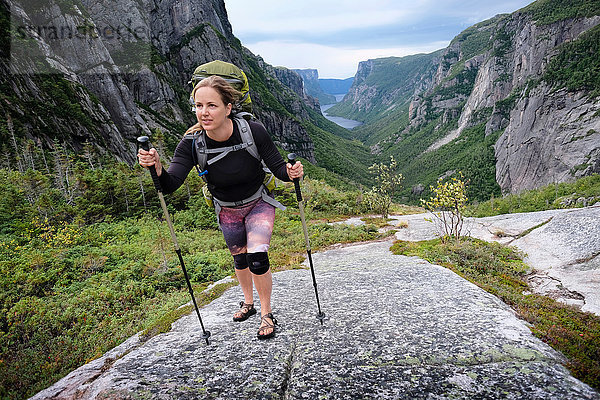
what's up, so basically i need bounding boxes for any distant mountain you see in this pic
[294,69,355,105]
[328,0,600,201]
[294,69,336,105]
[319,77,354,95]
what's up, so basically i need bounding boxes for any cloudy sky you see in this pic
[224,0,534,79]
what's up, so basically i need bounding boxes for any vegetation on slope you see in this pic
[543,24,600,97]
[449,16,500,60]
[466,174,600,217]
[348,102,410,146]
[523,0,600,25]
[0,154,384,399]
[396,124,502,204]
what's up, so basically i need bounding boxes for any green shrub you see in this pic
[467,174,600,217]
[366,156,403,219]
[421,172,468,242]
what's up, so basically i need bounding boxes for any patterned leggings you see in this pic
[219,198,276,256]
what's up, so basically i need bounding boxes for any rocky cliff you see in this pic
[442,12,600,193]
[293,68,336,106]
[331,53,441,124]
[2,0,317,164]
[335,3,600,194]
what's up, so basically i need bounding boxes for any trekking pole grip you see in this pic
[137,136,163,193]
[287,153,303,202]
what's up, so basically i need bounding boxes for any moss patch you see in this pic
[140,280,237,341]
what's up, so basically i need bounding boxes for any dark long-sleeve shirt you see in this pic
[158,120,290,202]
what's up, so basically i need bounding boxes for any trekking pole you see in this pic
[137,136,211,344]
[287,153,325,324]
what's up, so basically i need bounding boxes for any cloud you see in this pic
[248,40,449,79]
[230,9,413,37]
[227,0,419,36]
[224,0,534,78]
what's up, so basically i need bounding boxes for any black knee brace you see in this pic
[247,252,270,275]
[233,253,248,270]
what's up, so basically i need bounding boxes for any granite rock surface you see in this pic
[392,205,600,315]
[32,239,599,399]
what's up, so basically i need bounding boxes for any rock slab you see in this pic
[33,241,599,399]
[392,205,600,315]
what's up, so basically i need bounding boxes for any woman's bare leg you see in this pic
[235,267,254,305]
[253,270,274,336]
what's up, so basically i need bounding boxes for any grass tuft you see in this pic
[139,281,236,342]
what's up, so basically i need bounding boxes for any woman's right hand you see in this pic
[137,148,163,176]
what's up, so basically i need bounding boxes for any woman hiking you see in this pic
[137,75,304,339]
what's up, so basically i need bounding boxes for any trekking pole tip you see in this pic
[317,312,325,324]
[201,330,211,345]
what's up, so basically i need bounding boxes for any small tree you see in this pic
[366,156,403,218]
[421,173,468,242]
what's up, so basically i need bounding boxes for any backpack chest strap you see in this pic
[190,116,261,175]
[199,142,254,165]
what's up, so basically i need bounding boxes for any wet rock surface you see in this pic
[33,240,599,399]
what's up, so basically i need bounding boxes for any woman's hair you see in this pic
[185,75,241,135]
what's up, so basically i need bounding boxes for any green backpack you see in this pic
[187,60,283,217]
[189,60,252,114]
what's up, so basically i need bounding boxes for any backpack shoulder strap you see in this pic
[233,116,260,161]
[187,130,208,178]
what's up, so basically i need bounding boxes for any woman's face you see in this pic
[194,86,232,132]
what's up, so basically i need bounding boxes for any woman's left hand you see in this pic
[286,160,304,180]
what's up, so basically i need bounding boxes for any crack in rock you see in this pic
[526,271,586,304]
[278,342,297,399]
[32,239,599,399]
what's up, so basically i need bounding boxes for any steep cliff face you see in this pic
[2,0,316,164]
[495,85,600,192]
[330,53,441,124]
[344,60,378,113]
[490,15,600,192]
[338,3,600,195]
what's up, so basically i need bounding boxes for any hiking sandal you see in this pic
[233,301,256,322]
[257,313,278,340]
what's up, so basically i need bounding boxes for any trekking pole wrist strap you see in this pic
[137,136,163,192]
[287,153,303,202]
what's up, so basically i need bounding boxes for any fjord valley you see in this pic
[1,0,600,398]
[326,0,600,203]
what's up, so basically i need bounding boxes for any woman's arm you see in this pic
[138,137,196,194]
[251,121,303,181]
